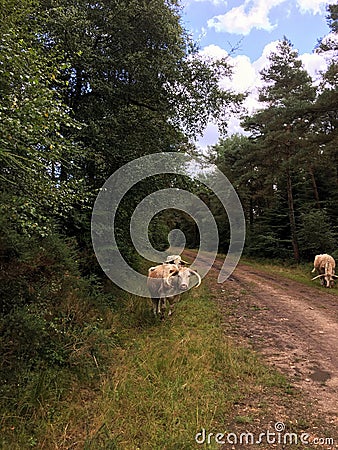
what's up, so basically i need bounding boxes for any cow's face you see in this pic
[168,267,201,292]
[177,269,191,290]
[322,274,335,288]
[163,264,179,286]
[325,276,335,288]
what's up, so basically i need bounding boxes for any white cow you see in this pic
[311,254,337,288]
[147,264,201,317]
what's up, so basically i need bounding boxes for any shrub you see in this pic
[297,209,336,260]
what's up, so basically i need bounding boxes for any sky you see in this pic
[179,0,334,148]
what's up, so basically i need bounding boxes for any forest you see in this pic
[0,0,337,447]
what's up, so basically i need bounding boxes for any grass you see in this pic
[81,288,289,450]
[1,280,293,449]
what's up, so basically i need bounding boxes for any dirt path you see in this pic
[184,251,338,432]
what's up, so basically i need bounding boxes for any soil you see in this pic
[184,251,338,448]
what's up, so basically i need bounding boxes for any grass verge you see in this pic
[1,282,295,449]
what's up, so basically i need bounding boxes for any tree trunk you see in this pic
[60,162,68,182]
[286,169,300,262]
[309,165,321,209]
[249,195,254,230]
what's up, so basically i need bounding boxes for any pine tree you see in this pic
[243,38,317,262]
[313,3,338,225]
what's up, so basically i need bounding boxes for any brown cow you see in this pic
[311,254,338,288]
[147,264,201,317]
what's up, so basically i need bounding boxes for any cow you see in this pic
[165,254,189,266]
[311,254,338,288]
[147,263,201,317]
[147,263,179,317]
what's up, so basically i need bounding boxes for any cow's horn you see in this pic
[189,268,201,287]
[311,274,326,280]
[164,265,179,286]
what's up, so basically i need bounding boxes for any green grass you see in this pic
[1,282,292,449]
[80,290,286,449]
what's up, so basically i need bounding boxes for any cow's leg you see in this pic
[151,298,159,317]
[160,297,166,316]
[167,295,179,316]
[167,297,174,316]
[158,297,164,316]
[324,276,332,288]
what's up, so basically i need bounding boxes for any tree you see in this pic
[311,3,338,226]
[0,0,90,238]
[35,0,242,264]
[39,0,240,185]
[297,209,336,259]
[211,134,269,230]
[242,38,317,262]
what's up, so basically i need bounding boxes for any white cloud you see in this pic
[195,44,265,148]
[195,39,330,149]
[207,0,286,35]
[228,55,257,91]
[198,44,229,60]
[182,0,226,6]
[252,40,280,72]
[295,0,327,15]
[198,45,258,92]
[300,52,329,81]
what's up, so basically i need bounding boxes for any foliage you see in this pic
[0,0,240,257]
[39,0,240,180]
[0,3,245,448]
[0,218,118,421]
[212,29,338,261]
[297,209,336,258]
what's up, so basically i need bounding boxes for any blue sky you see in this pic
[181,0,330,60]
[179,0,334,146]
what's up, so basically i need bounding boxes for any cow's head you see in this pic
[148,264,180,287]
[163,264,180,286]
[175,267,201,291]
[311,272,337,288]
